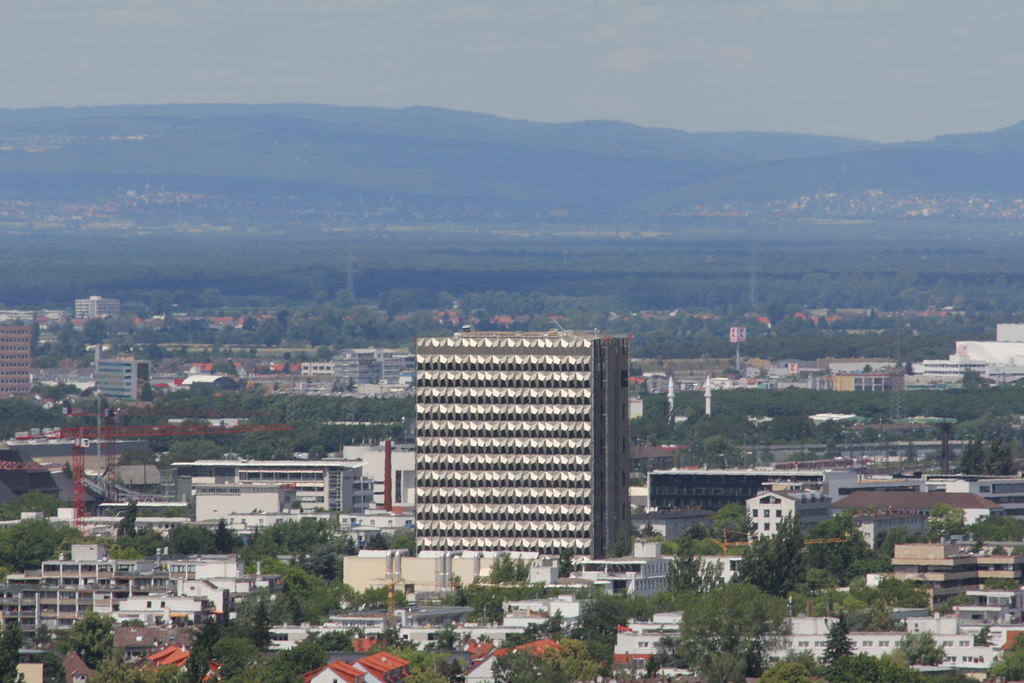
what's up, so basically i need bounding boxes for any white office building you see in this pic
[747,489,833,537]
[75,295,120,319]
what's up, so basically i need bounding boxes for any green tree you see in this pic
[927,503,967,541]
[989,435,1015,476]
[0,622,22,683]
[211,360,239,376]
[117,500,138,538]
[168,525,217,555]
[959,439,986,474]
[960,369,988,390]
[165,438,224,464]
[894,631,945,666]
[493,639,601,683]
[760,660,813,683]
[827,653,926,683]
[557,547,574,578]
[736,513,805,597]
[427,623,460,651]
[250,598,272,650]
[991,631,1024,680]
[612,529,631,557]
[213,519,241,554]
[823,613,853,666]
[184,619,215,683]
[488,554,531,584]
[211,636,261,681]
[666,551,722,594]
[677,582,789,682]
[0,519,81,572]
[39,650,67,683]
[63,612,115,669]
[805,512,876,585]
[570,590,651,665]
[713,503,753,539]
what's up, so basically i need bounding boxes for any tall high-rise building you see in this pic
[0,325,31,397]
[415,330,631,558]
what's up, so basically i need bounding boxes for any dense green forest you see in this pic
[8,225,1024,367]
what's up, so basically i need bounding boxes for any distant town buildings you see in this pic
[914,324,1024,382]
[415,330,631,558]
[75,295,120,319]
[0,325,31,397]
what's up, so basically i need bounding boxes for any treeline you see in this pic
[8,230,1024,316]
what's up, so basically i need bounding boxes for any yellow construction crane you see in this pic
[712,529,751,555]
[712,529,850,555]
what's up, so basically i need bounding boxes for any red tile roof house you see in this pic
[304,660,366,683]
[143,645,220,680]
[466,639,560,682]
[306,653,410,683]
[355,652,411,683]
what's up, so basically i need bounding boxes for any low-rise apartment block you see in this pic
[893,543,1024,604]
[171,459,374,514]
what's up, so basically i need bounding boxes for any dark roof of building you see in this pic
[635,510,714,521]
[114,625,192,652]
[0,448,95,504]
[116,465,161,487]
[834,491,999,511]
[62,652,93,682]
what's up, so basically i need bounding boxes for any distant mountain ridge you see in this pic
[0,103,1021,215]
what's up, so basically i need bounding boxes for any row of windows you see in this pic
[417,393,591,406]
[417,377,592,389]
[417,526,592,538]
[416,461,591,472]
[418,476,591,489]
[416,410,592,421]
[417,511,592,522]
[417,444,592,455]
[418,540,588,556]
[417,426,591,438]
[418,360,591,370]
[417,493,591,505]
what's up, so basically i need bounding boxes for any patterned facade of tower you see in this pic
[415,331,630,559]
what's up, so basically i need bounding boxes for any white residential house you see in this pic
[613,612,683,669]
[504,595,586,629]
[113,595,205,626]
[747,489,833,537]
[574,541,670,596]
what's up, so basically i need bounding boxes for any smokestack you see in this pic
[384,439,393,512]
[941,422,951,475]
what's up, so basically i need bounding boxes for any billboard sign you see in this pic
[729,327,747,343]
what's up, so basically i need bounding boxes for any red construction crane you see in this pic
[17,420,294,527]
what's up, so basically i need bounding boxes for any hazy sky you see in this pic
[4,1,1024,142]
